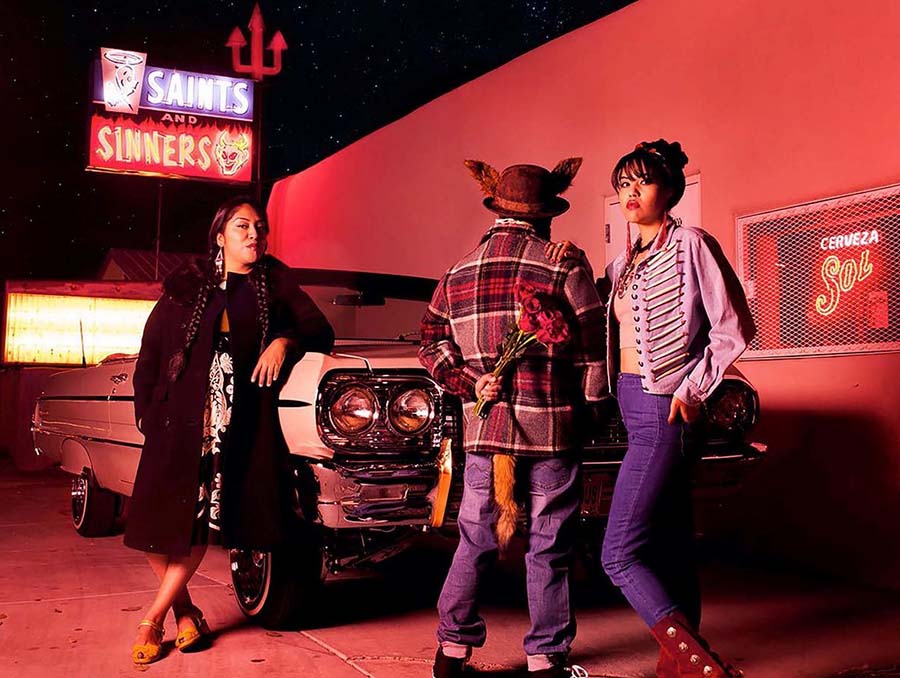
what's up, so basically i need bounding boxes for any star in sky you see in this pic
[1,0,632,279]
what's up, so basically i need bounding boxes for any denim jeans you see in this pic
[437,452,581,657]
[601,374,701,628]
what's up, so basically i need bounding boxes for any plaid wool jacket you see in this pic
[419,219,608,456]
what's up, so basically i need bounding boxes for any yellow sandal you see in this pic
[174,607,210,652]
[132,619,164,664]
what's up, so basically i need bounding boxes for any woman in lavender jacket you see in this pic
[549,140,753,678]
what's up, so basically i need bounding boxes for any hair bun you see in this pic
[638,139,689,171]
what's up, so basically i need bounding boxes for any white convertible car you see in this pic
[32,269,766,627]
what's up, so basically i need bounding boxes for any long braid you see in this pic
[249,259,271,354]
[167,265,215,382]
[615,213,670,298]
[615,237,642,298]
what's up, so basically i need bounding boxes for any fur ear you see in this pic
[464,159,500,197]
[550,157,583,194]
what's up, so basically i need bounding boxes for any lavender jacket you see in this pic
[604,219,756,406]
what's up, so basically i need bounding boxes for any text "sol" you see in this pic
[815,249,873,316]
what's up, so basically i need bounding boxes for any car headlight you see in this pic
[329,385,378,435]
[388,388,435,435]
[703,380,758,437]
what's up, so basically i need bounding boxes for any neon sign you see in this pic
[144,70,251,119]
[819,229,880,251]
[94,48,254,121]
[815,249,874,316]
[99,48,147,114]
[88,47,255,183]
[88,112,253,182]
[738,184,900,358]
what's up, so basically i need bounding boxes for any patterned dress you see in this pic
[192,310,234,545]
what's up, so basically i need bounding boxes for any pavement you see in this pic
[1,462,899,678]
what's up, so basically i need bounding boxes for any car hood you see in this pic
[329,339,420,366]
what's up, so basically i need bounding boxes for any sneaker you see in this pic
[433,647,469,678]
[526,664,589,678]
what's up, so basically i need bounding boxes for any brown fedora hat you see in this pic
[465,158,583,219]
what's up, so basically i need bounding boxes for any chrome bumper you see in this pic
[311,438,454,529]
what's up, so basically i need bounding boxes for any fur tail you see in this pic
[493,454,517,554]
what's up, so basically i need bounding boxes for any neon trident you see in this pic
[227,3,287,81]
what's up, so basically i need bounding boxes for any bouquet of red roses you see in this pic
[473,282,571,419]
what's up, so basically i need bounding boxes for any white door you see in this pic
[603,174,701,271]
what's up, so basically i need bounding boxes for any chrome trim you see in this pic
[316,370,446,457]
[331,352,373,370]
[30,429,143,450]
[311,458,440,528]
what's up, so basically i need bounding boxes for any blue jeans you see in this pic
[437,452,581,657]
[601,374,701,628]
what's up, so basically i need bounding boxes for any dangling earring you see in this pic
[215,246,224,279]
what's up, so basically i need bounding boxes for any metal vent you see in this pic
[737,184,900,358]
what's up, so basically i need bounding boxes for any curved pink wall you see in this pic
[269,0,900,587]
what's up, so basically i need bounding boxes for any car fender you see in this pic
[59,438,93,479]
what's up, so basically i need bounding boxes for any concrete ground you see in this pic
[1,462,899,678]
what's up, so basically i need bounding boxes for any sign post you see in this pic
[87,47,258,278]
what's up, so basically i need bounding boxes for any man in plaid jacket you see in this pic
[420,158,609,678]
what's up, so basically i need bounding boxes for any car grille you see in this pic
[585,414,629,450]
[435,393,750,525]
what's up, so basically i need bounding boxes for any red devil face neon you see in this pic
[214,131,251,176]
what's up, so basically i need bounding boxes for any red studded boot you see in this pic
[651,612,743,678]
[656,647,680,678]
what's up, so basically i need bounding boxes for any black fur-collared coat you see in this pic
[123,255,334,556]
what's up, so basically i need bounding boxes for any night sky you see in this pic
[2,1,631,281]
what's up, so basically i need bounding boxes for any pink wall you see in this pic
[268,0,900,587]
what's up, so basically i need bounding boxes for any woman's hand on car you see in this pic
[252,337,293,387]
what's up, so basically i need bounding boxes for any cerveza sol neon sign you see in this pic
[814,247,874,317]
[819,229,879,251]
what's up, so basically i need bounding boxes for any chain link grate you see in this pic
[737,184,900,358]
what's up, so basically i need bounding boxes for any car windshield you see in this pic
[291,269,436,342]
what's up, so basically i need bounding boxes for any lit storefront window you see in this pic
[3,293,156,365]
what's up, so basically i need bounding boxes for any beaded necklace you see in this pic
[615,233,657,298]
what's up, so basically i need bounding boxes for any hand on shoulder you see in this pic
[544,240,581,264]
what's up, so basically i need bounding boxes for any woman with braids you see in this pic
[126,196,334,664]
[546,140,754,678]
